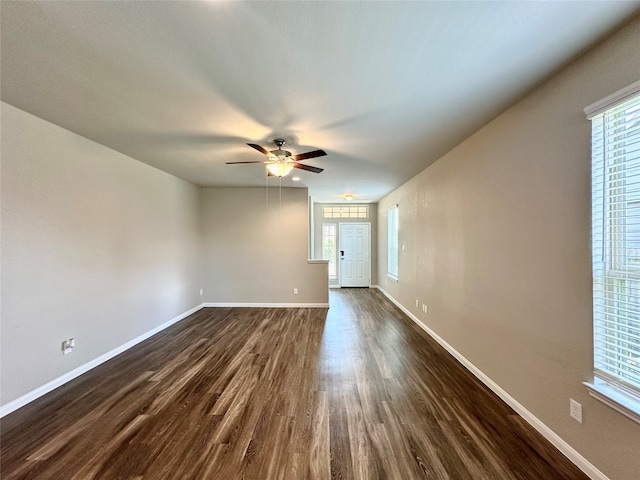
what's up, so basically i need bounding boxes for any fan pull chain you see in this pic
[279,177,282,216]
[266,168,269,212]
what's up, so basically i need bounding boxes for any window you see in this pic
[323,205,368,218]
[322,223,338,280]
[387,205,398,281]
[587,82,640,422]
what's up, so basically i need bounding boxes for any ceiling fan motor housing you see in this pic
[270,139,292,159]
[270,149,293,159]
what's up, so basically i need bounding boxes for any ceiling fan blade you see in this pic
[294,163,324,174]
[247,143,269,155]
[293,149,327,161]
[225,161,265,164]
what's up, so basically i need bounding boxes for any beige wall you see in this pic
[201,187,328,305]
[378,17,640,480]
[0,106,327,410]
[1,103,203,406]
[312,202,378,286]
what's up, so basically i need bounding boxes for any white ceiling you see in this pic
[2,1,639,203]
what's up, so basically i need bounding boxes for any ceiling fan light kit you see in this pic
[267,162,294,177]
[226,138,326,177]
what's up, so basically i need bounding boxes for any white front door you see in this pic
[339,223,371,287]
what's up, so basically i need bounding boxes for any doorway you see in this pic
[339,223,371,287]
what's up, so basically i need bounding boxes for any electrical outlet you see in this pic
[415,299,419,307]
[293,288,299,295]
[422,304,428,314]
[199,289,203,296]
[62,339,73,355]
[570,399,582,423]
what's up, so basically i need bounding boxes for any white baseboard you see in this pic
[328,285,374,289]
[203,302,329,308]
[373,286,609,480]
[0,303,204,418]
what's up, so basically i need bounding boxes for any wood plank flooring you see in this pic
[1,288,589,479]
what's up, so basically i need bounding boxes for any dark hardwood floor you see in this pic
[1,288,588,479]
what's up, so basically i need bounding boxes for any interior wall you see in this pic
[201,187,328,305]
[312,203,378,286]
[0,103,203,407]
[377,17,640,480]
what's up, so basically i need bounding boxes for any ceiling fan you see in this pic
[226,139,326,177]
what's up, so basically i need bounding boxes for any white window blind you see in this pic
[388,205,398,281]
[322,223,338,280]
[590,89,640,404]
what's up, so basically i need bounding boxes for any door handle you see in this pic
[340,250,344,258]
